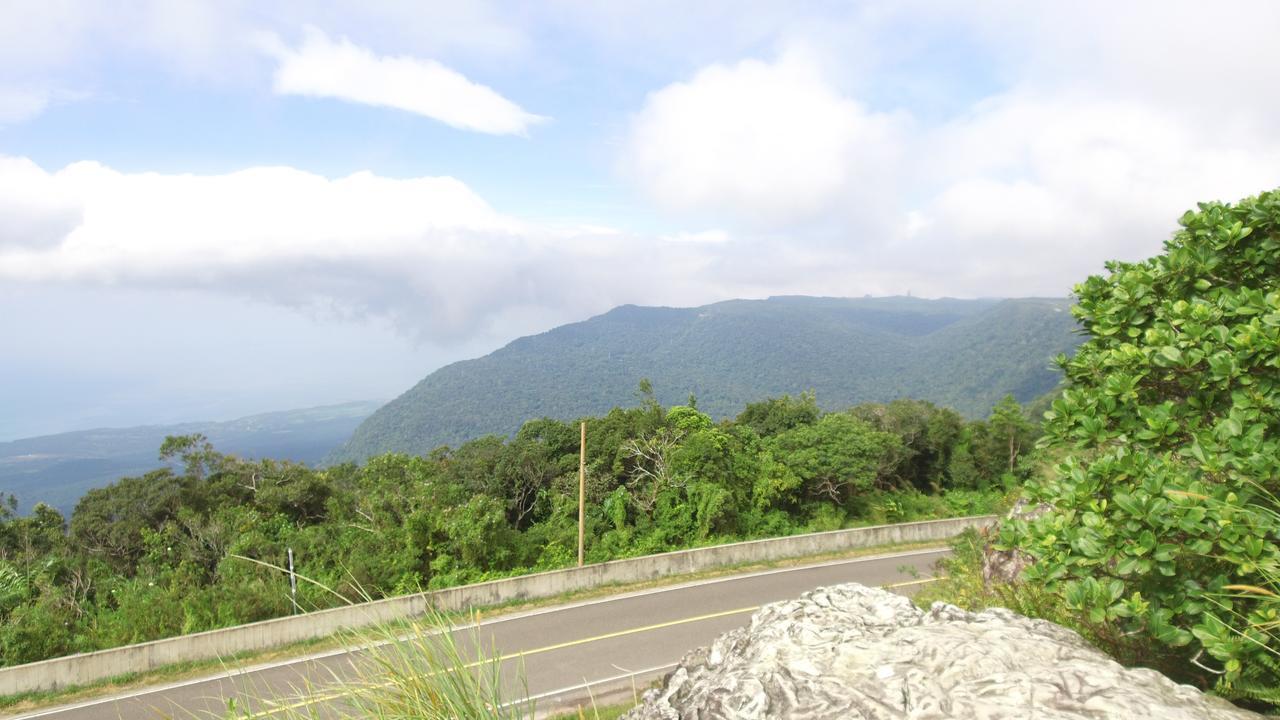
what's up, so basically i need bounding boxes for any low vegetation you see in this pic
[219,609,532,720]
[0,390,1027,668]
[216,606,644,720]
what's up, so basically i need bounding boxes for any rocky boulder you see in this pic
[623,583,1259,719]
[980,498,1052,585]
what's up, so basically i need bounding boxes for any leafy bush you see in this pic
[1001,189,1280,700]
[918,530,1179,674]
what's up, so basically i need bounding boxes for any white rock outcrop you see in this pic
[624,583,1259,719]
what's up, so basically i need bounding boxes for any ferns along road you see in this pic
[14,548,948,719]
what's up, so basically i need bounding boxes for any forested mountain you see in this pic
[333,296,1081,462]
[0,401,380,515]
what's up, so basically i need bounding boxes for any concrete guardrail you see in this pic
[0,514,995,695]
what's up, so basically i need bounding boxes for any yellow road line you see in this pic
[257,605,759,715]
[882,575,945,589]
[253,575,943,716]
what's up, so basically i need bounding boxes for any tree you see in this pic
[987,395,1033,476]
[635,377,659,410]
[1004,189,1280,696]
[664,407,752,539]
[852,399,965,491]
[620,427,685,514]
[496,419,576,528]
[666,405,712,434]
[766,414,901,506]
[736,392,820,437]
[158,434,226,482]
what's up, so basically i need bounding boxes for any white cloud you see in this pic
[0,87,51,125]
[660,229,730,244]
[0,157,737,341]
[261,26,545,135]
[623,50,905,226]
[0,0,96,70]
[0,157,82,247]
[0,1,532,124]
[894,92,1280,295]
[621,2,1280,297]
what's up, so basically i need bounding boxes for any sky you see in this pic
[2,0,1279,440]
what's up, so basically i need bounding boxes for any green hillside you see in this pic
[0,401,381,515]
[332,296,1081,462]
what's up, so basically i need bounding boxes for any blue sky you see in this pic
[2,1,1278,440]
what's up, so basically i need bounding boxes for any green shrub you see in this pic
[920,529,1194,685]
[1001,189,1280,702]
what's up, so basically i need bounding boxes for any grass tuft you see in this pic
[218,608,533,720]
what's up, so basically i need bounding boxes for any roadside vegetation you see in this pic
[922,188,1280,711]
[217,609,530,720]
[0,388,1027,668]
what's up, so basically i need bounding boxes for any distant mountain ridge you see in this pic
[0,401,382,515]
[331,296,1082,462]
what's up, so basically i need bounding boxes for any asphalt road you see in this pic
[12,547,949,720]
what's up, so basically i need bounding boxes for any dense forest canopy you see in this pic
[333,296,1080,462]
[0,391,1036,668]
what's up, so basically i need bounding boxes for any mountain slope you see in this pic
[0,401,381,515]
[332,296,1081,462]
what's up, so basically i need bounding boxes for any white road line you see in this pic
[506,662,678,714]
[9,546,948,719]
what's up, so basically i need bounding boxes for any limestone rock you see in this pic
[980,498,1052,585]
[623,583,1259,720]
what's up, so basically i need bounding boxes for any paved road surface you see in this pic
[12,547,949,720]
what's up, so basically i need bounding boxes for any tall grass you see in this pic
[204,560,537,719]
[217,608,531,720]
[1189,486,1280,707]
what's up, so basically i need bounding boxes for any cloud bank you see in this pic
[0,157,732,341]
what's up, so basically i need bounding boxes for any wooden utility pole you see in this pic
[578,421,586,567]
[287,547,298,614]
